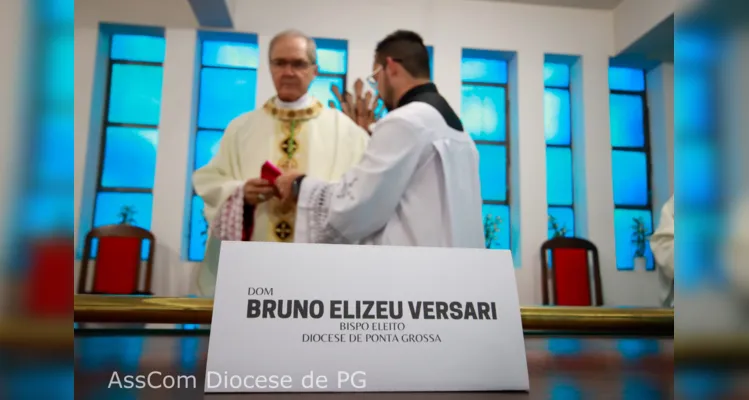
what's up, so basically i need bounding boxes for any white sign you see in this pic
[205,242,529,393]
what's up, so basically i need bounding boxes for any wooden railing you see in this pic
[73,295,674,337]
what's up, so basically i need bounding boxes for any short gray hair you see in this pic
[268,29,317,64]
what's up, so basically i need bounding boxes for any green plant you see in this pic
[484,214,502,249]
[117,205,137,225]
[548,215,569,238]
[200,216,209,246]
[631,217,650,258]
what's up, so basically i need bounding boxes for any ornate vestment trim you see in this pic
[263,98,324,121]
[307,183,349,244]
[211,186,245,241]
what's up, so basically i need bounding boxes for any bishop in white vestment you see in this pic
[650,195,674,307]
[192,31,369,296]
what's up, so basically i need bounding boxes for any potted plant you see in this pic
[200,216,209,246]
[117,205,137,225]
[548,215,569,238]
[484,214,502,249]
[631,216,650,270]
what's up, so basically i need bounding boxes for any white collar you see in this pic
[275,93,312,110]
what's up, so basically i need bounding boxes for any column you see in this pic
[150,28,198,296]
[579,55,617,304]
[647,63,675,217]
[511,50,547,304]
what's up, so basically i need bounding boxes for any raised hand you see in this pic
[329,78,382,134]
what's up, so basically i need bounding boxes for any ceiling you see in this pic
[617,14,674,64]
[75,0,198,28]
[482,0,624,10]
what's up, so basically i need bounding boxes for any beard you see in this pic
[380,76,395,111]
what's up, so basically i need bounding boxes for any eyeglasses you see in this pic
[366,65,383,90]
[366,58,405,89]
[270,59,315,71]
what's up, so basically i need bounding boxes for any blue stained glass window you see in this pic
[314,38,347,74]
[107,64,164,126]
[93,192,153,229]
[82,30,165,261]
[101,127,158,189]
[610,94,645,148]
[188,196,208,261]
[24,191,74,235]
[476,144,507,202]
[677,141,717,206]
[676,70,711,135]
[92,192,154,259]
[612,150,649,206]
[46,32,74,103]
[461,49,512,252]
[41,0,74,23]
[194,130,223,170]
[546,147,573,206]
[544,63,569,87]
[544,61,575,241]
[544,88,571,145]
[679,212,722,288]
[482,204,510,250]
[198,68,257,130]
[317,48,347,75]
[36,113,74,186]
[548,207,574,238]
[426,46,434,79]
[189,36,260,262]
[461,49,507,84]
[613,208,654,270]
[609,67,645,91]
[309,75,344,109]
[202,40,258,69]
[461,85,506,141]
[110,34,166,63]
[609,65,653,271]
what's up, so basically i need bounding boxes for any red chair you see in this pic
[26,236,74,316]
[540,237,603,306]
[77,224,155,295]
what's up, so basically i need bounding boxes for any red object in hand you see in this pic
[261,161,282,184]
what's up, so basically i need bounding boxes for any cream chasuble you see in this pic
[192,96,369,296]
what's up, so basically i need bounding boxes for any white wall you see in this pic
[648,63,675,213]
[0,0,28,311]
[73,0,673,305]
[613,0,675,54]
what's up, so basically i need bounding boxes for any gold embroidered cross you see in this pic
[280,137,298,155]
[275,221,293,241]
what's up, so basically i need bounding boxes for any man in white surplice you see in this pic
[192,30,369,296]
[276,30,484,248]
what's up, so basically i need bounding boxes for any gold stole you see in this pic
[262,98,324,243]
